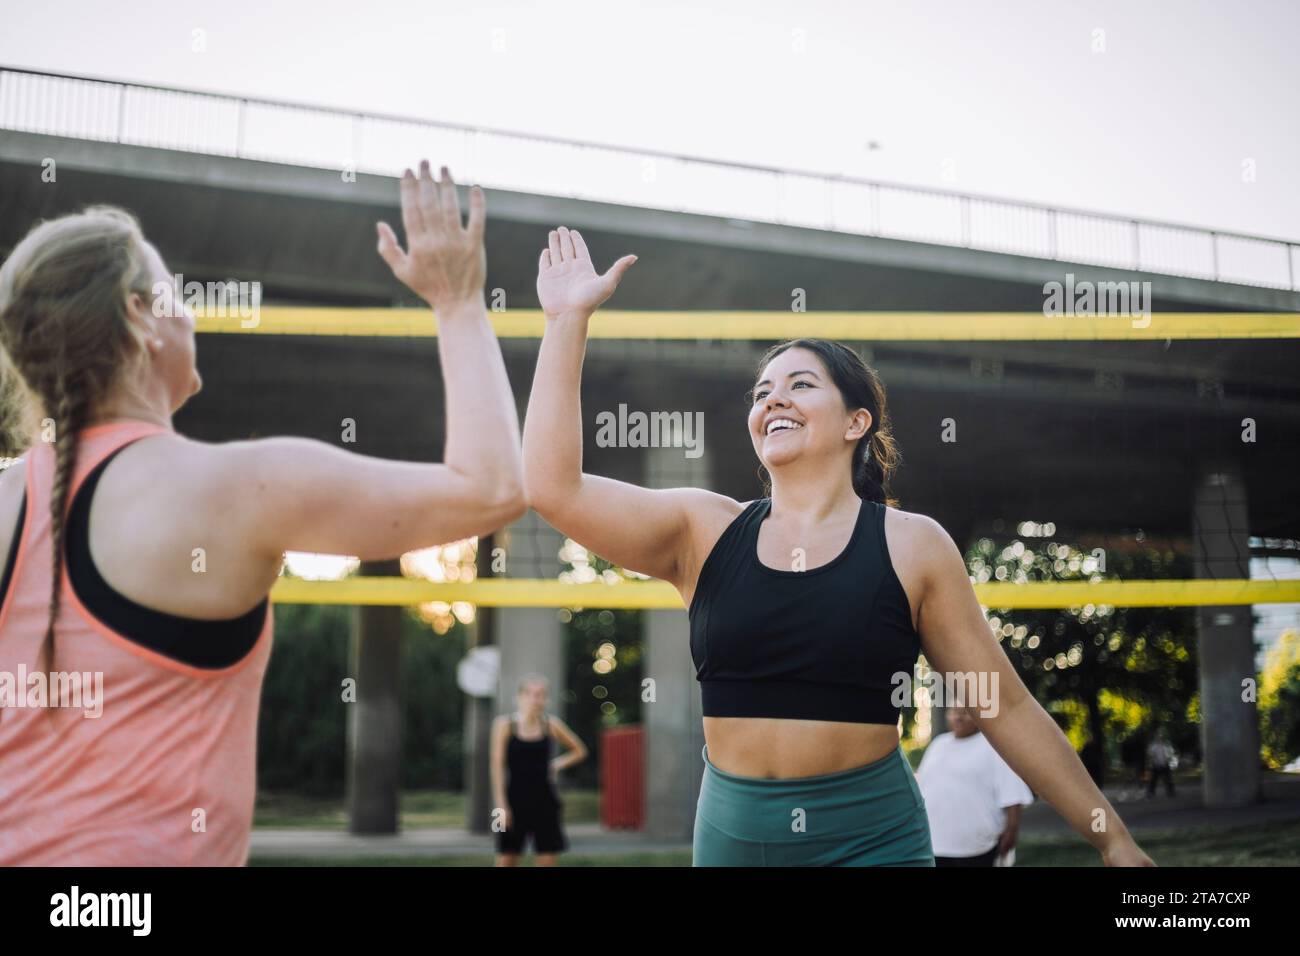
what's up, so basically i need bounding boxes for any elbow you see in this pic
[483,476,528,531]
[521,469,576,520]
[521,475,550,515]
[521,446,581,514]
[499,490,529,527]
[441,473,527,540]
[467,457,526,528]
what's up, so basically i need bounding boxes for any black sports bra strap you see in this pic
[692,499,794,615]
[0,488,25,609]
[66,440,267,669]
[688,494,920,725]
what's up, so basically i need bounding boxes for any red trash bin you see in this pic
[600,725,645,830]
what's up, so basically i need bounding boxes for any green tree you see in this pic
[558,544,645,788]
[257,603,350,795]
[967,534,1199,787]
[257,601,468,794]
[400,609,471,788]
[1260,629,1300,769]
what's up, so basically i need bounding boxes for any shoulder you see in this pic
[186,435,319,484]
[140,434,330,472]
[683,491,752,540]
[109,430,224,473]
[878,507,969,623]
[658,487,747,528]
[881,506,963,577]
[678,492,755,591]
[125,434,340,504]
[881,505,950,546]
[545,713,579,738]
[674,490,750,562]
[104,433,255,504]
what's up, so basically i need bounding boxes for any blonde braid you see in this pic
[0,206,153,693]
[38,381,86,676]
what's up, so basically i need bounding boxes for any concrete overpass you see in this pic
[3,128,1297,540]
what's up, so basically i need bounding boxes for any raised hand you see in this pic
[536,226,636,319]
[377,160,486,311]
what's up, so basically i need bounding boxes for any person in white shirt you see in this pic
[916,705,1036,866]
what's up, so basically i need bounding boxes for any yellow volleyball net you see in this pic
[185,305,1300,614]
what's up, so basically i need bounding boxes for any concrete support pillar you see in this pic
[347,558,403,834]
[1192,459,1260,808]
[463,691,495,833]
[642,439,710,841]
[495,510,567,793]
[463,535,497,834]
[644,608,706,839]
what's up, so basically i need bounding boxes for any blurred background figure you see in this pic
[1145,728,1178,799]
[1120,731,1148,792]
[490,674,588,867]
[916,705,1035,867]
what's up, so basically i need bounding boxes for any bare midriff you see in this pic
[703,716,901,779]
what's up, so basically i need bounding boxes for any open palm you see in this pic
[377,161,485,310]
[536,226,636,318]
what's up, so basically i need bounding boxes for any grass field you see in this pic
[255,788,603,829]
[252,788,1300,867]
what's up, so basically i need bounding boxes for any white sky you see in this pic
[1,0,1297,241]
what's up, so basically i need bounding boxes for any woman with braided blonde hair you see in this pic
[0,162,525,865]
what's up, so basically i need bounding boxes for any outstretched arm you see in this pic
[523,226,734,589]
[911,516,1155,867]
[233,162,525,561]
[378,162,525,513]
[548,716,589,774]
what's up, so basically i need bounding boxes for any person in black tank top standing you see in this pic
[491,674,588,866]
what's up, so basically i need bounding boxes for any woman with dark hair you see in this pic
[522,225,1155,866]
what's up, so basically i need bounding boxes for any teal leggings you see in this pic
[693,743,936,867]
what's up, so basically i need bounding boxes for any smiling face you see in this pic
[748,346,872,477]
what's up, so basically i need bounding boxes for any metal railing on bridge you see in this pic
[2,66,1297,291]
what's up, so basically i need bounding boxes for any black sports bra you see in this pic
[63,444,266,668]
[0,444,265,669]
[688,497,920,725]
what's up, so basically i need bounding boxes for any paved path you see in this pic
[1018,771,1300,834]
[249,772,1300,860]
[250,824,684,859]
